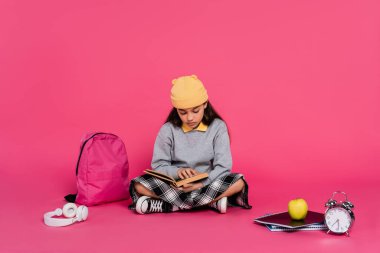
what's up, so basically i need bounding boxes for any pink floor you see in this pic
[1,167,378,253]
[1,0,379,252]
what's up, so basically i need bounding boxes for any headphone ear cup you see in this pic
[76,205,89,222]
[62,203,78,218]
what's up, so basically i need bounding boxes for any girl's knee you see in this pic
[134,182,159,199]
[235,178,245,190]
[134,182,147,194]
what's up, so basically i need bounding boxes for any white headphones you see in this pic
[44,203,89,227]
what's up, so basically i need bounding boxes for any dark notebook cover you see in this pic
[254,211,325,228]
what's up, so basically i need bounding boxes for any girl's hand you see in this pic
[177,168,198,179]
[177,182,204,193]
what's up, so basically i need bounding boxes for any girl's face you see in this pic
[177,103,207,129]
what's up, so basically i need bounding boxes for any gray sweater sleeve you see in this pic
[151,124,180,179]
[202,122,232,185]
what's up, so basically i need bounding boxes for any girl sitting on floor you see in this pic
[129,75,251,214]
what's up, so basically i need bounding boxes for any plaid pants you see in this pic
[129,173,252,210]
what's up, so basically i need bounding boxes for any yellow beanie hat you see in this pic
[171,75,208,109]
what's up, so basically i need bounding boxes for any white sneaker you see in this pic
[209,197,227,214]
[135,196,172,214]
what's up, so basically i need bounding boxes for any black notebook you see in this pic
[254,211,325,229]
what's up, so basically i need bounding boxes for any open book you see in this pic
[144,169,208,187]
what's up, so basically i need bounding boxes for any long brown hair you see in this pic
[165,101,223,127]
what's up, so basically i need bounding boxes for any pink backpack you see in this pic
[65,132,130,206]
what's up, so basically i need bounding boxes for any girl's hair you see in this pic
[165,101,223,127]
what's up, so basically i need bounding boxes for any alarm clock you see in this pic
[324,191,355,236]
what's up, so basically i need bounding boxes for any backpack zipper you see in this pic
[75,132,106,175]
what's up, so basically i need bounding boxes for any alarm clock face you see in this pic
[325,207,352,233]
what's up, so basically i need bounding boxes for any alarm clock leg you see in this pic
[345,231,350,237]
[327,230,330,234]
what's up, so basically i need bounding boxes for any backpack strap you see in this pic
[64,133,106,203]
[64,194,77,203]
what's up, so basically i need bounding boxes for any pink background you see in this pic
[1,0,379,252]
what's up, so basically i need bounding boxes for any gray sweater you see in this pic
[151,118,232,186]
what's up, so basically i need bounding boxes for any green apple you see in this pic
[288,198,308,220]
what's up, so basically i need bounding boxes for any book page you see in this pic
[144,170,175,182]
[144,170,208,188]
[175,173,208,187]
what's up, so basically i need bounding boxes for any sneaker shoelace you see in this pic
[149,199,163,213]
